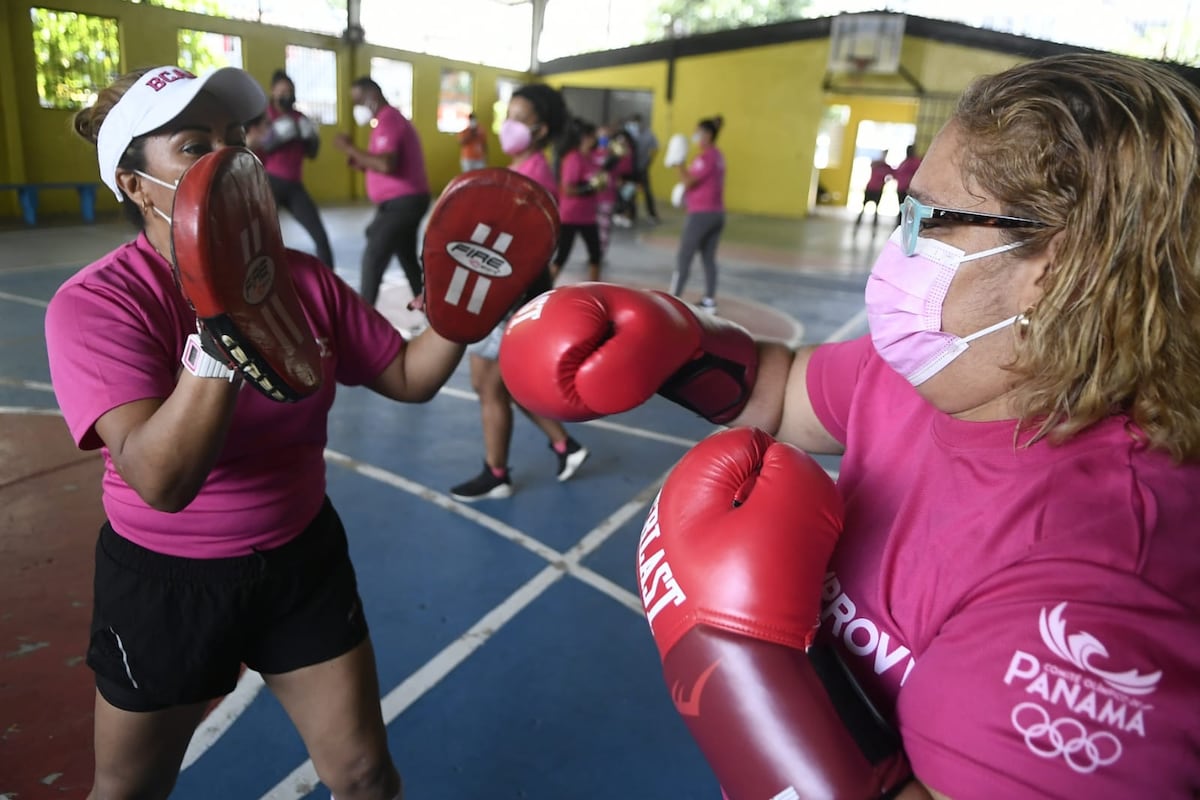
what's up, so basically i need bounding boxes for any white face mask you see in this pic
[135,169,179,224]
[352,104,374,127]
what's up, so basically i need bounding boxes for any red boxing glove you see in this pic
[499,283,757,423]
[639,428,912,800]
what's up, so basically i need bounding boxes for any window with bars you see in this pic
[285,45,338,125]
[30,8,120,110]
[492,77,522,135]
[137,0,345,36]
[178,29,244,72]
[438,69,474,133]
[369,57,414,120]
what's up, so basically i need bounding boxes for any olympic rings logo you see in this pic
[1011,702,1123,774]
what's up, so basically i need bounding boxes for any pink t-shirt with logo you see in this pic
[44,234,404,559]
[366,105,429,204]
[510,150,557,201]
[806,335,1200,799]
[684,147,725,214]
[557,149,600,226]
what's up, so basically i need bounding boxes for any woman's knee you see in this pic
[319,750,401,800]
[90,764,180,800]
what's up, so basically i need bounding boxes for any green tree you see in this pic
[179,29,242,73]
[650,0,813,38]
[30,8,120,109]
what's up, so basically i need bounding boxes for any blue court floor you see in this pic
[0,200,879,799]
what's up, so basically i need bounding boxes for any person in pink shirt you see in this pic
[245,69,335,267]
[450,82,589,502]
[552,117,605,283]
[671,114,726,313]
[857,153,895,230]
[495,52,1200,799]
[591,123,619,257]
[333,77,430,307]
[892,143,922,214]
[47,65,468,800]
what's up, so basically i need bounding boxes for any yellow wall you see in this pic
[0,5,1049,222]
[546,35,1038,218]
[0,0,532,219]
[547,38,830,219]
[818,94,919,208]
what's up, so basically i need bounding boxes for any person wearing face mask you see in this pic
[245,69,335,267]
[457,111,488,173]
[671,114,726,313]
[45,65,475,800]
[498,52,1200,799]
[333,77,430,308]
[449,82,590,502]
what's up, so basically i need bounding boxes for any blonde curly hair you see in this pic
[954,53,1200,462]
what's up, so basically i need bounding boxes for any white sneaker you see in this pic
[698,298,718,315]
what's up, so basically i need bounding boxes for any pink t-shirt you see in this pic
[366,105,430,204]
[44,233,404,559]
[510,150,557,202]
[260,106,307,183]
[806,335,1200,799]
[866,160,893,192]
[684,147,725,214]
[592,146,617,204]
[557,149,600,226]
[893,156,921,194]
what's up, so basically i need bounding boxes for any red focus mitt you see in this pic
[170,147,323,402]
[421,167,559,344]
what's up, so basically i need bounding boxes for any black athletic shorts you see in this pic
[87,497,368,712]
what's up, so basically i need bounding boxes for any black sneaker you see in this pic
[450,463,512,501]
[553,438,590,482]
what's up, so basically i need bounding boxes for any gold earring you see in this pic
[1015,308,1033,339]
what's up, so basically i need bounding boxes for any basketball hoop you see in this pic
[848,56,876,78]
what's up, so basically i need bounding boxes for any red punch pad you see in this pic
[170,147,323,402]
[422,167,560,344]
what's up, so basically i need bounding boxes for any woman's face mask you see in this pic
[499,118,535,155]
[134,169,180,224]
[352,104,374,127]
[865,227,1024,386]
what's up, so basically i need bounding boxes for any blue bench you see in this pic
[0,182,101,226]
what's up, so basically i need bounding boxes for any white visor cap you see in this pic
[96,65,267,201]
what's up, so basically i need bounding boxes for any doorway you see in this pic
[847,120,916,218]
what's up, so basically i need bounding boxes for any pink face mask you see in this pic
[865,228,1023,386]
[499,119,533,155]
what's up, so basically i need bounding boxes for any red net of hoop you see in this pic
[848,56,876,80]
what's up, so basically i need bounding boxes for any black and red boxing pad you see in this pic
[170,147,323,402]
[421,167,559,344]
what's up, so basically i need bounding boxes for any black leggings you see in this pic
[554,223,603,269]
[268,175,335,268]
[361,193,431,306]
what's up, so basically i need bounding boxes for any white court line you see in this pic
[0,290,49,309]
[0,406,60,415]
[436,386,701,449]
[181,669,266,769]
[824,306,868,343]
[260,458,669,798]
[322,448,656,613]
[0,377,55,392]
